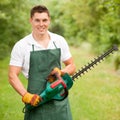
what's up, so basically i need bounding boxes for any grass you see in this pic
[0,57,26,120]
[0,46,120,120]
[69,46,120,120]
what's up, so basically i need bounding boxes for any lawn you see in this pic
[0,46,120,120]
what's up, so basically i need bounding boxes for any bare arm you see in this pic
[61,57,76,75]
[8,65,27,97]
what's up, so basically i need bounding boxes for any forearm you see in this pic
[9,77,26,96]
[61,63,76,75]
[9,76,27,96]
[62,57,76,75]
[8,66,27,96]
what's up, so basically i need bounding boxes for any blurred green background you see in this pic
[0,0,120,59]
[0,0,120,120]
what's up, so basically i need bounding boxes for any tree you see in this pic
[43,0,120,69]
[0,0,37,59]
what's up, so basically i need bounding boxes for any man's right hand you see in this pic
[22,92,41,106]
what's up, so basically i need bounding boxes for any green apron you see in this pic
[24,44,72,120]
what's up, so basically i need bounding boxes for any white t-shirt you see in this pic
[10,31,71,78]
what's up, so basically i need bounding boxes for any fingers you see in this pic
[30,94,41,106]
[51,67,61,76]
[22,92,42,106]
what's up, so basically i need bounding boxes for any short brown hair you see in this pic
[30,5,50,18]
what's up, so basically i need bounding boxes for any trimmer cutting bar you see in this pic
[72,45,118,80]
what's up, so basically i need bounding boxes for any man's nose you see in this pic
[39,21,44,26]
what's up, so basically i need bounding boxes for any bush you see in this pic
[0,44,9,60]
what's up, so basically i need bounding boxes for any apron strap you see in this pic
[53,41,58,49]
[32,44,34,52]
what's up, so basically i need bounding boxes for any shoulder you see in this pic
[12,34,33,51]
[49,31,65,41]
[48,31,67,46]
[11,34,33,57]
[15,34,32,46]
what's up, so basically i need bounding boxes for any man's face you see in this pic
[30,12,50,35]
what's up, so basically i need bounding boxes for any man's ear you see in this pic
[29,18,32,24]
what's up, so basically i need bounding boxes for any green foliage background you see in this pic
[0,0,120,119]
[0,0,120,63]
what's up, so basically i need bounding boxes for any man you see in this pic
[8,5,76,120]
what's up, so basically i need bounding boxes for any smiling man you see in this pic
[8,5,76,120]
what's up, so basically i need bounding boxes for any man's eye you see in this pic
[35,19,40,22]
[43,19,47,22]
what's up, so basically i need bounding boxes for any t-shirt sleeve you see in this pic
[9,42,24,67]
[60,37,72,62]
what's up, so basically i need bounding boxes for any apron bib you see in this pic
[24,45,72,120]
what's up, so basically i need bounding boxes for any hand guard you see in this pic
[22,92,41,106]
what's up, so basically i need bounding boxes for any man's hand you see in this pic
[51,67,62,76]
[22,92,41,106]
[47,67,65,82]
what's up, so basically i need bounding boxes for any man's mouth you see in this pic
[38,27,45,32]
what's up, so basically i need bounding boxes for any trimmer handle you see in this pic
[25,73,73,111]
[51,73,68,101]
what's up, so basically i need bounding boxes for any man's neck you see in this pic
[32,32,50,41]
[32,32,50,48]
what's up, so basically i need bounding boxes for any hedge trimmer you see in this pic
[25,45,118,111]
